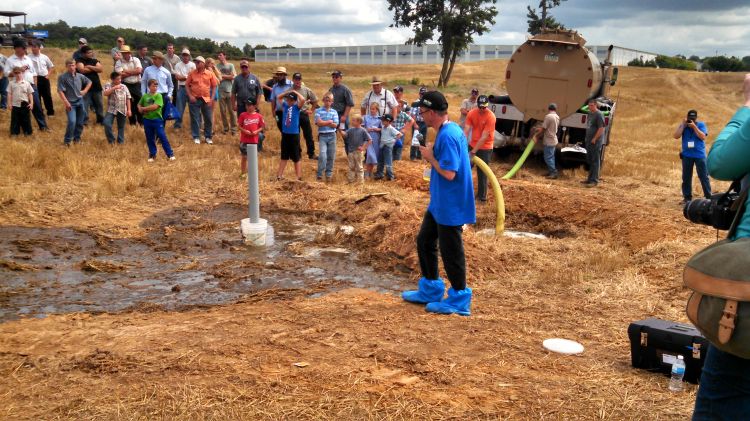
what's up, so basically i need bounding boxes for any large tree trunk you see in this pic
[444,47,459,86]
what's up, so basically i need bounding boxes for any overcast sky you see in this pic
[6,0,750,58]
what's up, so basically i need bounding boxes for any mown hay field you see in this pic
[0,46,746,420]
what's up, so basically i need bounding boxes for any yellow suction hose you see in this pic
[501,138,536,180]
[471,156,505,235]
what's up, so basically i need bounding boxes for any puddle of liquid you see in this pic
[0,205,405,322]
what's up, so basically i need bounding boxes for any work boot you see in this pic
[425,287,472,316]
[402,278,445,304]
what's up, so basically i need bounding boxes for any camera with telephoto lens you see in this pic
[683,183,742,230]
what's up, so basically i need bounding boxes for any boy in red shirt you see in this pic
[237,98,265,176]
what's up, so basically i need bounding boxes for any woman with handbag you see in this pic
[691,74,750,420]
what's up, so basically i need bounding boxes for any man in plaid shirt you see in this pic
[409,86,428,159]
[392,94,414,161]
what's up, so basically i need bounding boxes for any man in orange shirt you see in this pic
[463,95,496,202]
[186,56,217,144]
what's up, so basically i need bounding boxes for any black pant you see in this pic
[416,210,466,290]
[36,76,54,116]
[299,111,314,157]
[170,74,178,104]
[10,105,32,135]
[124,82,143,126]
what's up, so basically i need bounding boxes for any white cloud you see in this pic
[5,0,750,57]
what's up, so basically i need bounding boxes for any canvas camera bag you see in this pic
[684,178,750,358]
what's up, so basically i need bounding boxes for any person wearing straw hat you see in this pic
[185,55,217,144]
[402,90,476,316]
[269,66,292,132]
[140,51,173,106]
[172,48,195,130]
[360,75,398,119]
[114,45,143,126]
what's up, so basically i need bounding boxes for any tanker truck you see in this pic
[489,29,618,168]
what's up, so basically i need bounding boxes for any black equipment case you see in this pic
[628,318,709,384]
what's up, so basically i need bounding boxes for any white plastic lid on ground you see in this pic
[543,338,585,355]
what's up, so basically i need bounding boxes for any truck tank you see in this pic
[506,29,608,121]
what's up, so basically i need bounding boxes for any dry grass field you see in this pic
[0,47,746,420]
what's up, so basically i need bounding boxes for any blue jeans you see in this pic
[375,145,395,179]
[682,156,712,200]
[586,139,603,183]
[64,99,86,143]
[0,76,7,109]
[693,344,750,420]
[543,145,557,175]
[174,86,188,129]
[30,84,48,129]
[82,90,104,125]
[189,98,213,140]
[317,132,337,178]
[144,118,173,158]
[393,139,404,161]
[103,112,126,144]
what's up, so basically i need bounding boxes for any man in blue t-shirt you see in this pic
[275,90,305,180]
[673,109,711,203]
[402,91,476,316]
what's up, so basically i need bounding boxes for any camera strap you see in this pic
[727,174,750,239]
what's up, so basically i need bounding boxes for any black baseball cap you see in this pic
[246,98,257,105]
[380,114,393,122]
[393,85,404,92]
[331,70,342,77]
[416,91,449,112]
[292,72,302,80]
[687,109,698,119]
[419,86,428,94]
[548,103,557,110]
[286,92,298,100]
[477,95,489,108]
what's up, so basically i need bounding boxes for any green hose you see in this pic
[501,138,536,180]
[471,156,505,235]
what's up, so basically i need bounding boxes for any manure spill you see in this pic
[0,204,404,322]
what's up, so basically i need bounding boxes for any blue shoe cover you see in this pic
[425,287,472,316]
[402,278,445,304]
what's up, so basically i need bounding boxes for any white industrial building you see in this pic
[255,44,657,66]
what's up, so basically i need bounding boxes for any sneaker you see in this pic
[193,138,200,144]
[585,182,597,188]
[580,180,590,184]
[546,173,558,180]
[169,156,176,161]
[147,158,155,163]
[316,176,323,181]
[206,138,213,145]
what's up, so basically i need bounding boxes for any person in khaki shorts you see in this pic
[216,51,237,135]
[340,114,372,183]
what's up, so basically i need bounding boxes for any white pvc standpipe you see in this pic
[247,143,260,223]
[240,143,267,246]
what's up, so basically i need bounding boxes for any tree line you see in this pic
[28,20,293,59]
[628,55,750,72]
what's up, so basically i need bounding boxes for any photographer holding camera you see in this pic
[674,109,712,204]
[690,75,750,420]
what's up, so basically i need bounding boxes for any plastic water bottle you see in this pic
[669,355,685,392]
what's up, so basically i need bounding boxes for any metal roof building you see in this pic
[255,44,657,66]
